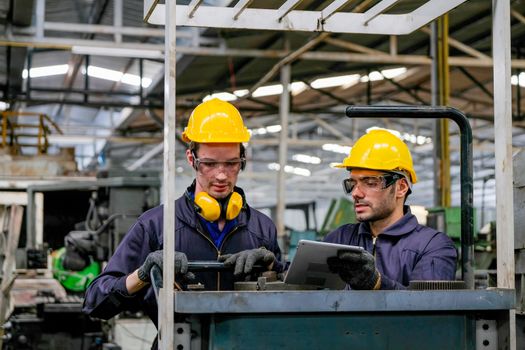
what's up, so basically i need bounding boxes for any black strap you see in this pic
[150,334,158,350]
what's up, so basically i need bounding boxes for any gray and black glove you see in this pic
[218,247,275,276]
[137,249,193,282]
[327,249,381,290]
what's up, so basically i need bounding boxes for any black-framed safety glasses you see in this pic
[342,172,403,195]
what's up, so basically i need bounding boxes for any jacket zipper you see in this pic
[216,226,241,291]
[372,236,377,256]
[194,224,241,291]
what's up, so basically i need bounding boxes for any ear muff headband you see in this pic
[194,191,243,222]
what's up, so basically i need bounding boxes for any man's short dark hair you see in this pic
[189,142,245,158]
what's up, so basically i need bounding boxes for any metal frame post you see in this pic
[160,0,177,348]
[492,0,516,348]
[277,40,290,239]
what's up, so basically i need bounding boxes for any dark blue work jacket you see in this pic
[324,206,457,290]
[82,185,283,327]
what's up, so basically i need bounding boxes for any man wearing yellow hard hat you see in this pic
[83,99,283,329]
[324,129,457,290]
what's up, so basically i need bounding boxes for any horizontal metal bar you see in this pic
[173,289,515,314]
[44,21,169,38]
[167,1,467,35]
[10,123,40,128]
[8,97,164,109]
[7,133,41,138]
[3,35,525,68]
[14,143,40,147]
[29,86,143,97]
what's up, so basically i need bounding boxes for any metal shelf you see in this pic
[144,0,468,35]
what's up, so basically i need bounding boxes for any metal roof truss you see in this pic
[145,0,468,35]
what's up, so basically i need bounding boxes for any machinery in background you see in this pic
[426,206,498,289]
[52,191,141,293]
[513,148,525,334]
[319,197,356,236]
[1,175,160,350]
[287,198,355,260]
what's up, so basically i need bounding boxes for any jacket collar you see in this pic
[358,205,418,237]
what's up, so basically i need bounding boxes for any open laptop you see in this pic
[283,240,364,289]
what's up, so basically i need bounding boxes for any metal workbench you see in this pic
[171,289,515,349]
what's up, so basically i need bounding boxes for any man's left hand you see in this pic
[219,248,275,276]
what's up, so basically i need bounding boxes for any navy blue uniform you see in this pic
[324,206,457,289]
[83,185,283,327]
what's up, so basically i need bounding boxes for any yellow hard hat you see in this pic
[334,129,417,184]
[182,98,251,143]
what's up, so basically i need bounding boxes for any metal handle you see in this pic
[346,105,474,289]
[149,261,266,300]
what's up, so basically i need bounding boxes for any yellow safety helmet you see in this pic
[334,129,418,184]
[182,98,251,143]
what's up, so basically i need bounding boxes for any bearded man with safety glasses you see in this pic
[324,129,457,290]
[83,99,283,332]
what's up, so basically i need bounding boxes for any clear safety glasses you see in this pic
[342,173,403,195]
[193,156,245,174]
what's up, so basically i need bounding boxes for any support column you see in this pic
[276,59,290,240]
[493,0,516,347]
[431,15,451,208]
[160,0,177,348]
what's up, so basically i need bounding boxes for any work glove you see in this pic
[327,249,381,290]
[218,247,275,276]
[137,249,194,283]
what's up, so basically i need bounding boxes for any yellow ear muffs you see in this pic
[194,192,221,222]
[194,191,243,222]
[225,192,243,220]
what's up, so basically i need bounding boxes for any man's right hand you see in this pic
[137,249,189,282]
[327,249,381,290]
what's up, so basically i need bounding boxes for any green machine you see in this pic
[319,197,356,235]
[51,247,100,292]
[426,206,477,243]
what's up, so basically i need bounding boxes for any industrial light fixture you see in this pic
[83,65,152,88]
[0,101,9,111]
[48,134,98,145]
[511,72,525,87]
[233,89,249,97]
[22,64,69,79]
[203,92,237,102]
[250,125,282,136]
[71,46,164,59]
[292,154,321,164]
[311,74,360,89]
[268,163,311,177]
[322,143,351,154]
[203,67,408,103]
[252,84,283,98]
[360,67,407,83]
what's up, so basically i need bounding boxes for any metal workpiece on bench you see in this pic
[171,289,514,314]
